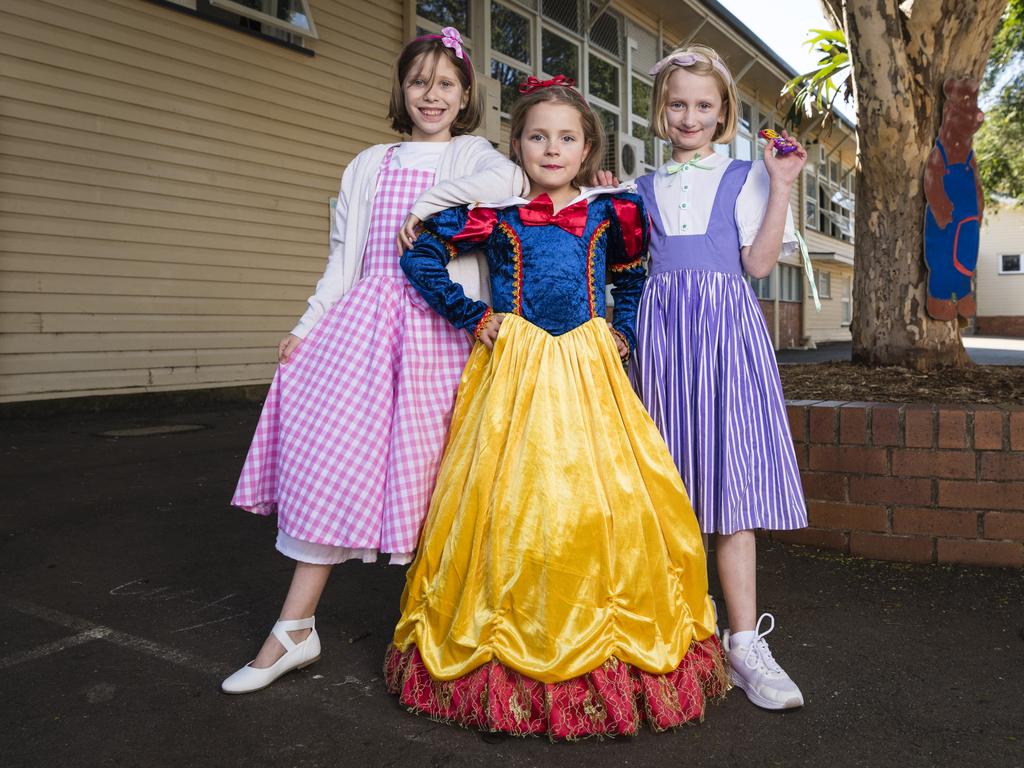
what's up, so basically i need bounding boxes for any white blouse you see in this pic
[391,141,449,170]
[650,152,796,254]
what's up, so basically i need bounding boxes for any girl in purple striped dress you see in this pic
[631,45,809,710]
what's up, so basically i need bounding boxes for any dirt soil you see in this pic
[779,362,1024,405]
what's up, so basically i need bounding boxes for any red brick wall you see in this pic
[778,301,802,349]
[775,401,1024,568]
[974,316,1024,337]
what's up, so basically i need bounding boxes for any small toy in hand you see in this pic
[758,128,799,155]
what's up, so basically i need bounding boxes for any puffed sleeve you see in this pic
[409,138,528,221]
[736,160,797,254]
[401,206,498,337]
[606,194,650,351]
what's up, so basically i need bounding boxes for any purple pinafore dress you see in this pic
[631,161,807,534]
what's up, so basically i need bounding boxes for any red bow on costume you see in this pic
[518,74,576,93]
[518,195,589,237]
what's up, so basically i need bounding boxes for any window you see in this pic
[417,0,469,31]
[841,276,852,324]
[490,1,531,113]
[542,0,580,32]
[747,274,773,299]
[780,264,803,302]
[1000,254,1022,274]
[630,74,659,173]
[542,28,579,80]
[165,0,318,47]
[589,3,621,56]
[805,145,855,243]
[592,104,617,134]
[491,2,531,62]
[457,0,632,138]
[817,270,832,299]
[588,54,619,104]
[804,168,819,231]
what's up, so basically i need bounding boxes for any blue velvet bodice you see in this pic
[400,192,650,349]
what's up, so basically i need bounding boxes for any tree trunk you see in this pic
[824,0,1005,370]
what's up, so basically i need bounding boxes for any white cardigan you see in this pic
[292,135,527,338]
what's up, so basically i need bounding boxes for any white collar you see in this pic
[656,151,729,177]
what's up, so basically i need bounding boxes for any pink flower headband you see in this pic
[415,26,473,83]
[649,51,732,82]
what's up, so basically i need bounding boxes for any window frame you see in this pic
[817,269,832,299]
[209,0,319,39]
[780,263,803,303]
[840,275,852,325]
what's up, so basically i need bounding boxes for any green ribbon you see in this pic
[797,230,821,312]
[665,153,716,173]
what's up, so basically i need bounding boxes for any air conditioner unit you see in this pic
[606,131,645,182]
[474,76,501,146]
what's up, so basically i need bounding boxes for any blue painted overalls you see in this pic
[924,139,980,303]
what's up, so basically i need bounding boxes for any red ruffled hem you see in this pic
[384,637,728,740]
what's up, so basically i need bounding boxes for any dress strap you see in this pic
[935,139,949,167]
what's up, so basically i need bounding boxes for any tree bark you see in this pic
[826,0,1005,369]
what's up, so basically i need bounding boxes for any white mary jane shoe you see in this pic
[221,616,321,694]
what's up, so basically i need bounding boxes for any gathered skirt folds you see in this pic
[385,315,726,739]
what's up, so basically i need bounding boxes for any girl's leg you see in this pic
[714,529,757,632]
[716,528,804,709]
[250,562,332,668]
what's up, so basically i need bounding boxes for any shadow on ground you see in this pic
[1,403,1021,768]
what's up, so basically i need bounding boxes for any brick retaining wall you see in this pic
[974,316,1024,338]
[775,401,1024,568]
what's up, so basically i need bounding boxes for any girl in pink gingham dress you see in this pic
[222,30,527,695]
[233,144,469,565]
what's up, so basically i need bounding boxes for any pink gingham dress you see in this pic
[232,145,473,564]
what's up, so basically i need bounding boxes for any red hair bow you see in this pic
[518,75,576,93]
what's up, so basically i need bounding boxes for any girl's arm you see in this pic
[291,156,361,340]
[740,136,806,280]
[409,141,527,225]
[607,195,651,356]
[400,206,496,339]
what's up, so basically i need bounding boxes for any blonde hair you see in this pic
[507,84,604,188]
[651,44,738,145]
[387,37,481,136]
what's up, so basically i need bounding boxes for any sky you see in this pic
[716,0,856,120]
[717,0,833,73]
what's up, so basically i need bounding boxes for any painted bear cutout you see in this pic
[924,78,985,321]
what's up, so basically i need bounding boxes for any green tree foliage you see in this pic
[975,0,1024,203]
[781,29,852,133]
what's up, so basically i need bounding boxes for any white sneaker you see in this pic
[221,616,321,694]
[722,613,804,710]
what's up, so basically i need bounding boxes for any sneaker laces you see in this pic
[742,613,784,674]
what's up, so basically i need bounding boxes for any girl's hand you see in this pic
[278,334,302,364]
[397,214,423,253]
[610,328,629,360]
[477,313,505,350]
[763,130,807,188]
[592,169,620,187]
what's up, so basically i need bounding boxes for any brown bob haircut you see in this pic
[651,44,738,145]
[507,84,605,188]
[387,36,482,136]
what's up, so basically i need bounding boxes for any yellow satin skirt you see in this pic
[392,315,716,684]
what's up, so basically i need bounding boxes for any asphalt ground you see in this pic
[2,402,1022,768]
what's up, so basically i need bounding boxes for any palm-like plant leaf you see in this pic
[781,28,854,133]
